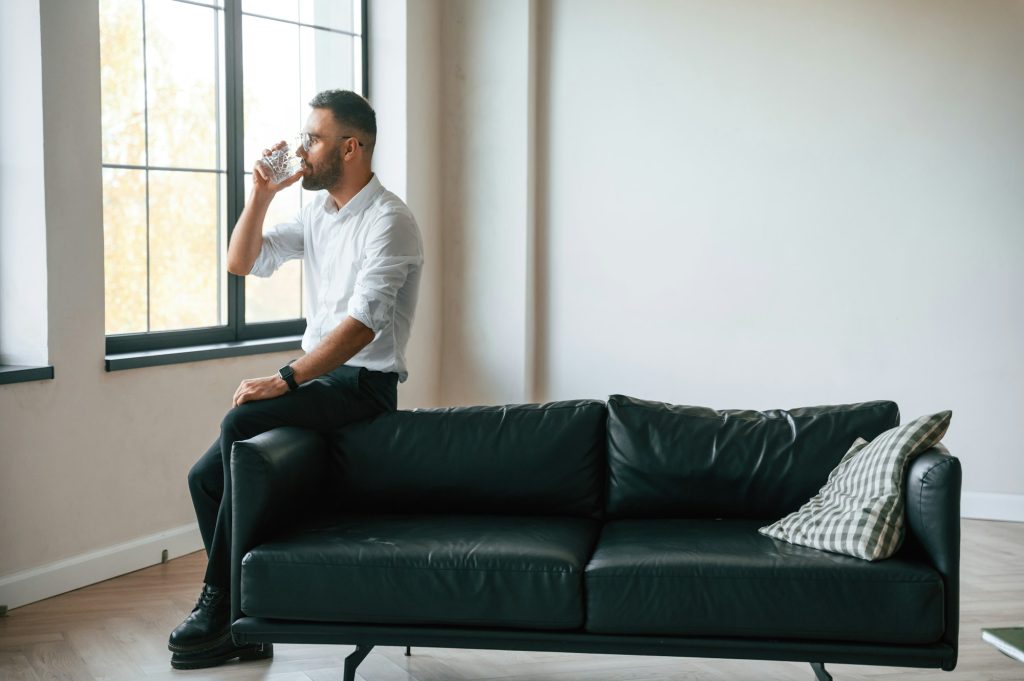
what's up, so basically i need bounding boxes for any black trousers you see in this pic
[187,364,399,588]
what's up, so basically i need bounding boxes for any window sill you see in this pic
[105,335,303,372]
[0,365,55,385]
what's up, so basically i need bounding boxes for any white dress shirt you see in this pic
[249,174,423,382]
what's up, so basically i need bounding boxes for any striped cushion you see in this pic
[759,411,952,561]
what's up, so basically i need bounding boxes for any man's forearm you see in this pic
[226,193,272,275]
[289,316,376,385]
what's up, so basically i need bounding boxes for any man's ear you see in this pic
[343,138,359,160]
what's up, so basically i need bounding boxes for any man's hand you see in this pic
[232,374,289,407]
[252,140,303,201]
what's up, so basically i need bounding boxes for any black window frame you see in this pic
[104,0,369,356]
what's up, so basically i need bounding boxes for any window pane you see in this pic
[217,9,227,172]
[241,0,298,22]
[99,0,146,166]
[243,15,302,171]
[353,35,363,94]
[243,173,303,323]
[148,170,223,331]
[299,26,354,103]
[145,0,220,169]
[299,0,355,33]
[247,260,303,324]
[220,173,228,326]
[102,0,362,345]
[103,169,148,334]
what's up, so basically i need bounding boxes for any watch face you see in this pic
[278,365,297,389]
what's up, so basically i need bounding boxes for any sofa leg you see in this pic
[344,644,374,681]
[810,662,833,681]
[405,646,411,656]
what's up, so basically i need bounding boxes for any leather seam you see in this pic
[240,613,581,629]
[584,573,940,583]
[585,623,942,642]
[242,561,581,574]
[412,402,603,415]
[612,402,894,420]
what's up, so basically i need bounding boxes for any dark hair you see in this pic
[309,89,377,153]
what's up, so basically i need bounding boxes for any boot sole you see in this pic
[170,642,273,670]
[167,629,231,654]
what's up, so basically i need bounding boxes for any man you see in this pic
[167,90,423,670]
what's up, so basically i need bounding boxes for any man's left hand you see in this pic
[233,375,289,407]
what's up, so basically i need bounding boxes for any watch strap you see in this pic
[278,364,299,391]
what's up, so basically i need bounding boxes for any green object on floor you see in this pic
[982,627,1024,663]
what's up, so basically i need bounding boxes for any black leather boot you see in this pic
[167,583,231,653]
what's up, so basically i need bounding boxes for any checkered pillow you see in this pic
[759,410,952,561]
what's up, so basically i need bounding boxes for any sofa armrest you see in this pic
[904,447,961,668]
[229,426,330,622]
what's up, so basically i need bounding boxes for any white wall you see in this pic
[440,1,1024,504]
[0,0,443,606]
[534,0,1024,498]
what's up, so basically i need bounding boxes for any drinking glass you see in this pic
[258,140,302,184]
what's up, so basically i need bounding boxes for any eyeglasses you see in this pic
[297,132,365,152]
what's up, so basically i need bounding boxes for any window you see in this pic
[99,0,367,355]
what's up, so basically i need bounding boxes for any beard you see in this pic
[301,152,342,191]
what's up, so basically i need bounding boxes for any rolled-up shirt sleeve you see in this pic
[347,211,423,334]
[248,215,304,278]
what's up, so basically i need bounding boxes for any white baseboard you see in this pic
[962,491,1024,523]
[0,523,203,612]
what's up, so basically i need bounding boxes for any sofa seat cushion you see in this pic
[584,519,944,643]
[241,513,600,630]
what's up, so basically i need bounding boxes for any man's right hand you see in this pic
[251,140,303,201]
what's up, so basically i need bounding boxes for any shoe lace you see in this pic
[195,585,224,612]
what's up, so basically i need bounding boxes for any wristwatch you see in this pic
[277,361,299,391]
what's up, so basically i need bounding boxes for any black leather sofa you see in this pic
[228,395,960,681]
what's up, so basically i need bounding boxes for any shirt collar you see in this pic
[320,174,383,219]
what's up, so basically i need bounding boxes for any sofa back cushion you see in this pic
[329,399,607,519]
[605,395,900,520]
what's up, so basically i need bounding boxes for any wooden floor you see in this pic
[1,518,1022,681]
